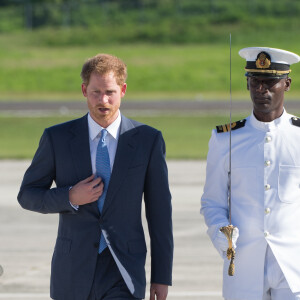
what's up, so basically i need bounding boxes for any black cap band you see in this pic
[246,61,290,71]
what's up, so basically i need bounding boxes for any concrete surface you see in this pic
[0,160,224,300]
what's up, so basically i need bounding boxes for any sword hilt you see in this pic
[220,224,236,276]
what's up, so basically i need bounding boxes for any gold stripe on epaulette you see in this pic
[226,122,237,131]
[216,119,246,133]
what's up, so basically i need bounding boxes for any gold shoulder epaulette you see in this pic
[216,119,246,133]
[291,116,300,127]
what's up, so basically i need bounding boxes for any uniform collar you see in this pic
[249,109,289,131]
[88,111,121,141]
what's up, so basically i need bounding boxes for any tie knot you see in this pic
[100,129,108,142]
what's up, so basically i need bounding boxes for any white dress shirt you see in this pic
[88,112,121,173]
[88,111,135,294]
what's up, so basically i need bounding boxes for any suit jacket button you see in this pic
[94,242,99,248]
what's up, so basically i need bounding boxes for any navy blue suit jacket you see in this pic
[18,114,173,300]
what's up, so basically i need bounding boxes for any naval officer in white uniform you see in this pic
[201,47,300,300]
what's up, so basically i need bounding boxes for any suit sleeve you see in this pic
[144,131,173,286]
[18,129,75,214]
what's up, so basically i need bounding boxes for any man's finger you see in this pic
[150,284,168,300]
[149,288,155,300]
[92,180,104,191]
[81,174,95,183]
[92,189,103,199]
[88,191,102,203]
[90,177,102,188]
[157,294,167,300]
[91,183,104,200]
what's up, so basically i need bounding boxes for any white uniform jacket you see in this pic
[201,110,300,300]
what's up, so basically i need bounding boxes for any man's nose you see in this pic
[98,93,109,104]
[256,82,267,92]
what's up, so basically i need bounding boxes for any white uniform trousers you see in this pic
[226,246,300,300]
[262,246,300,300]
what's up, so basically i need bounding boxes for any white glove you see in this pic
[213,226,239,259]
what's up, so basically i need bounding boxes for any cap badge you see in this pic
[256,52,271,69]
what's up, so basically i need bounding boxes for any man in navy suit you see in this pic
[18,54,173,300]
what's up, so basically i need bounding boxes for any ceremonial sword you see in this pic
[220,34,236,276]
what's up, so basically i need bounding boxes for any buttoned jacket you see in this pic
[201,110,300,300]
[18,114,173,300]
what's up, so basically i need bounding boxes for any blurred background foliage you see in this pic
[1,0,300,45]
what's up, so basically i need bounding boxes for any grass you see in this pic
[1,22,300,159]
[0,114,243,159]
[1,32,300,101]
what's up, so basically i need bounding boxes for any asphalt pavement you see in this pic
[0,160,223,300]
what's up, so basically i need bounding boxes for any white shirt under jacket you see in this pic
[201,109,300,300]
[87,112,135,294]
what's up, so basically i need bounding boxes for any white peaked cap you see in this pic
[239,47,300,65]
[238,47,300,78]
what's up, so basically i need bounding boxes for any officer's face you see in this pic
[247,76,291,122]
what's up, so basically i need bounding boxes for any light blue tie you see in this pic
[96,129,111,253]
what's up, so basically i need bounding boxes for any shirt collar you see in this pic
[88,111,121,141]
[249,108,289,132]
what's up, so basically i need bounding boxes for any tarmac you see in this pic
[0,159,224,300]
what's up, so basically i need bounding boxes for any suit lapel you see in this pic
[69,114,93,182]
[102,115,138,214]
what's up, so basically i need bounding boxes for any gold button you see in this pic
[265,136,272,143]
[265,160,271,166]
[265,184,270,190]
[265,207,271,214]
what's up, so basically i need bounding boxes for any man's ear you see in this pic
[81,83,87,97]
[121,83,127,97]
[285,77,292,92]
[246,77,250,91]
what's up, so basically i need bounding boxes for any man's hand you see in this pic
[150,283,168,300]
[218,226,239,252]
[69,174,103,206]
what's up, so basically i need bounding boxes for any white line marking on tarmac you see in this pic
[0,291,222,298]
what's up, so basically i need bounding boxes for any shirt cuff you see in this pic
[70,202,79,210]
[69,186,79,210]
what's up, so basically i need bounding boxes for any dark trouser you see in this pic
[88,248,141,300]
